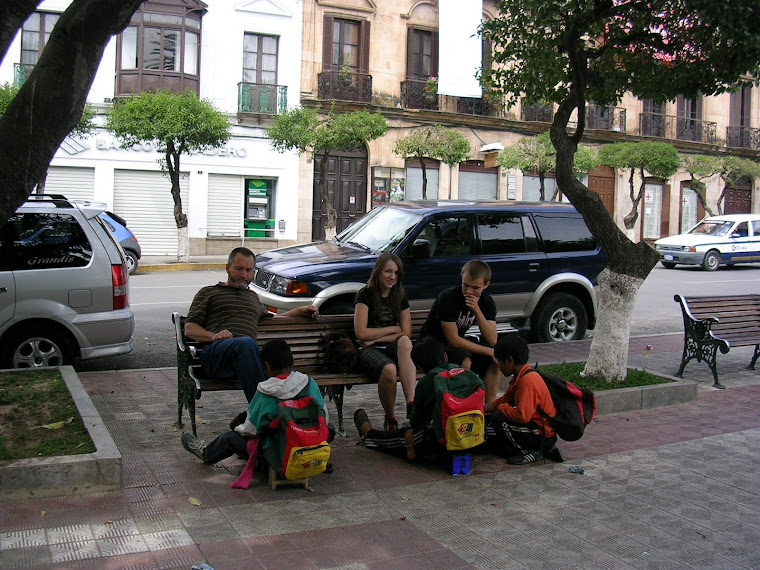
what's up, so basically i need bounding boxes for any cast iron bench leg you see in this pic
[748,345,760,370]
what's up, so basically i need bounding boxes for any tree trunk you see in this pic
[166,144,189,262]
[35,169,48,195]
[583,268,643,381]
[317,150,337,236]
[420,156,428,200]
[177,226,189,263]
[689,183,715,217]
[623,170,644,230]
[0,0,144,226]
[551,84,659,383]
[538,172,546,201]
[716,182,727,215]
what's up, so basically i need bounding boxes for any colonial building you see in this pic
[1,0,757,254]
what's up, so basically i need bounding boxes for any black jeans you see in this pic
[485,410,556,457]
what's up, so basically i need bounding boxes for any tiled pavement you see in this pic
[2,333,760,569]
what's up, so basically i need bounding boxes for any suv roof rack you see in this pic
[24,194,73,208]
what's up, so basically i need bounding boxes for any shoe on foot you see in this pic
[181,432,208,462]
[383,415,399,431]
[507,450,543,465]
[546,446,564,463]
[354,408,370,438]
[406,402,415,420]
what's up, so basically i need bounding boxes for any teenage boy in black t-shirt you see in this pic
[420,260,500,401]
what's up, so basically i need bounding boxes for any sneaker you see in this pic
[181,432,208,462]
[406,402,415,420]
[507,450,543,465]
[546,446,564,463]
[383,415,399,431]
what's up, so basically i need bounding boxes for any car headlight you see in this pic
[269,276,310,296]
[685,246,696,252]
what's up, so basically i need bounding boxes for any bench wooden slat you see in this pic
[673,294,760,388]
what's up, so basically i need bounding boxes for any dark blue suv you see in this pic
[253,201,608,342]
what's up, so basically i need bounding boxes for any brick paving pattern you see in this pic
[1,333,759,568]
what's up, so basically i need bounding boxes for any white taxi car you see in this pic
[654,214,760,271]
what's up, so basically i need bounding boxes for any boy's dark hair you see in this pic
[493,334,529,365]
[411,337,446,373]
[461,259,491,283]
[261,339,294,371]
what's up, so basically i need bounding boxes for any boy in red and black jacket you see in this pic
[484,335,563,465]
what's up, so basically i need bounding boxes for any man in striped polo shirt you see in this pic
[184,247,318,402]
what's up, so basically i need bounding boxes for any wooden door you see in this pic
[587,165,615,216]
[312,148,368,240]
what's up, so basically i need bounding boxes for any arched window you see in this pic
[116,0,206,97]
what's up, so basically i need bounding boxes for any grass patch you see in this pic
[0,368,95,461]
[536,361,673,391]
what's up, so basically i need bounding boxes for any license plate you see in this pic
[664,254,674,261]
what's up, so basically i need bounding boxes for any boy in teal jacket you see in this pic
[181,339,330,464]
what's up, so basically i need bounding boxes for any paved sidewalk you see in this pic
[1,336,760,569]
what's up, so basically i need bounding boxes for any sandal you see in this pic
[354,408,370,438]
[383,415,399,431]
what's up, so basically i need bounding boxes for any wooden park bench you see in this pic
[674,294,760,389]
[172,310,429,436]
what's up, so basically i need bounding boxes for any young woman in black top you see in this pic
[353,253,416,430]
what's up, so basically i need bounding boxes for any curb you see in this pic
[595,374,698,416]
[138,262,225,273]
[0,366,122,500]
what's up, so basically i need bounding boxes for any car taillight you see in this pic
[112,264,128,309]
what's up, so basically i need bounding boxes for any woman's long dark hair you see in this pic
[365,253,405,322]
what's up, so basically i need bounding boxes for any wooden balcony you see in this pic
[237,83,287,115]
[317,70,372,103]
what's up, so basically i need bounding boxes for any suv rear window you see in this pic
[477,214,539,254]
[533,213,596,253]
[0,213,93,270]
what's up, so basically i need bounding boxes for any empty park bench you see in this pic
[173,310,429,436]
[674,294,760,389]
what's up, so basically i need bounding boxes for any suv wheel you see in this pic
[3,326,74,368]
[124,250,139,275]
[531,293,587,343]
[318,297,355,315]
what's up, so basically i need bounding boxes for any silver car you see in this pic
[0,195,135,367]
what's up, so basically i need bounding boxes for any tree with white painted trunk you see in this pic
[482,0,760,381]
[105,90,231,262]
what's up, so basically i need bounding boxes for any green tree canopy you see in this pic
[680,154,722,216]
[267,107,387,234]
[392,126,470,199]
[105,89,231,261]
[598,141,680,229]
[499,132,597,201]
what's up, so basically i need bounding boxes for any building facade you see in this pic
[1,0,758,254]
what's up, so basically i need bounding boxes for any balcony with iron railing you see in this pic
[586,104,627,133]
[726,126,760,150]
[400,78,438,111]
[237,83,287,115]
[520,99,554,123]
[317,70,372,103]
[639,112,717,144]
[14,63,34,88]
[456,93,505,118]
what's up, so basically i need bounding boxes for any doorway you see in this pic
[312,147,368,240]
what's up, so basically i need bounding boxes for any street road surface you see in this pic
[72,264,760,372]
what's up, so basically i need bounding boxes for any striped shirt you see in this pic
[186,284,268,339]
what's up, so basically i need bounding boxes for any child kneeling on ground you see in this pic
[484,335,563,465]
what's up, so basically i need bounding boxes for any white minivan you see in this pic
[654,214,760,271]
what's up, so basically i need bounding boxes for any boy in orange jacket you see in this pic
[484,335,563,465]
